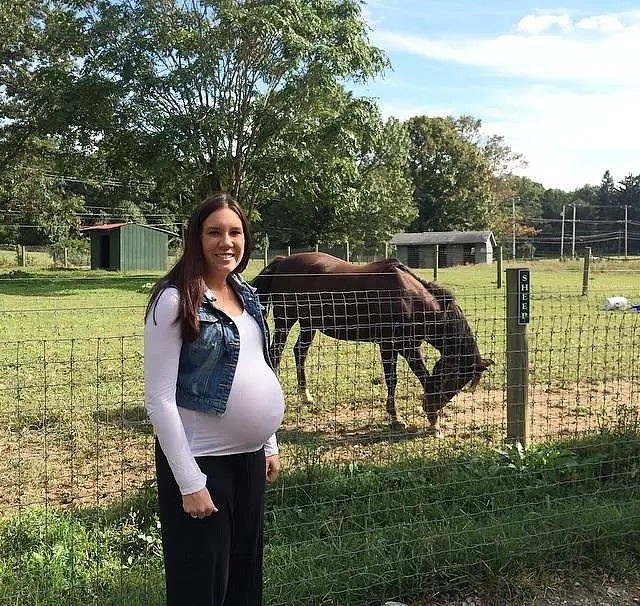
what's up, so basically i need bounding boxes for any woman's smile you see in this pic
[201,207,245,280]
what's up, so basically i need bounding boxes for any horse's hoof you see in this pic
[425,425,443,438]
[298,389,314,405]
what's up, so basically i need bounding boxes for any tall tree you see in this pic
[85,0,388,218]
[345,116,416,248]
[258,106,415,248]
[406,115,492,232]
[594,170,616,222]
[615,174,640,210]
[0,1,90,245]
[452,116,527,242]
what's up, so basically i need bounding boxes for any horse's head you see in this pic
[422,304,493,426]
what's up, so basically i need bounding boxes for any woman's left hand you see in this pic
[265,454,281,483]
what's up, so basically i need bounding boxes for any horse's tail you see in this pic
[251,255,287,316]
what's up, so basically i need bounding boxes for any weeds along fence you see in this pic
[0,268,640,605]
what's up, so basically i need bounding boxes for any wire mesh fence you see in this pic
[0,271,639,604]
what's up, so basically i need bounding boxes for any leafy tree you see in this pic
[0,140,84,246]
[258,106,415,248]
[512,176,545,221]
[344,117,416,248]
[84,0,388,219]
[452,116,527,242]
[0,1,95,245]
[405,115,492,232]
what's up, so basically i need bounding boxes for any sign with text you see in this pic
[518,269,530,325]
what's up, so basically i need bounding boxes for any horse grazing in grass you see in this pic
[252,252,492,432]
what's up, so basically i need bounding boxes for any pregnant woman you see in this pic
[144,192,285,606]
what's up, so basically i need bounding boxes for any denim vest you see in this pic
[175,274,272,415]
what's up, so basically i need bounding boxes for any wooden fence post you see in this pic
[433,244,439,281]
[582,247,591,296]
[496,245,503,289]
[506,268,530,446]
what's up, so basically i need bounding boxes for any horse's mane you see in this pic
[395,262,456,310]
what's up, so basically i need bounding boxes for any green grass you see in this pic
[0,259,639,604]
[1,432,639,605]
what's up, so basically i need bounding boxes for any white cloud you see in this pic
[516,13,573,34]
[481,86,640,188]
[576,14,625,33]
[366,8,640,188]
[373,21,640,87]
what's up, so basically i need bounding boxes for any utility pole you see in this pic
[625,205,628,259]
[512,197,516,260]
[571,204,576,258]
[560,205,565,260]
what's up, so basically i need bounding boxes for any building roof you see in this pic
[390,231,495,246]
[80,222,178,237]
[80,222,129,232]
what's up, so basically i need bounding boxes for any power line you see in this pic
[43,173,156,188]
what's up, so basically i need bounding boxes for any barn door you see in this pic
[463,244,475,264]
[407,246,420,267]
[99,235,111,269]
[438,245,447,267]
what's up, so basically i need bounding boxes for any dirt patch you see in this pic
[281,379,640,447]
[0,380,638,511]
[413,576,640,605]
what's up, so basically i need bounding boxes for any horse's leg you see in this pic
[293,325,315,404]
[403,345,441,435]
[379,342,405,430]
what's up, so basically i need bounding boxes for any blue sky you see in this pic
[353,1,640,191]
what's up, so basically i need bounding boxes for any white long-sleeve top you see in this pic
[144,287,285,495]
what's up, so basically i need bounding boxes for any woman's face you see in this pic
[200,206,245,280]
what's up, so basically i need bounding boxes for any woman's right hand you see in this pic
[182,487,218,519]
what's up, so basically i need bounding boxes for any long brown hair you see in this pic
[145,193,253,340]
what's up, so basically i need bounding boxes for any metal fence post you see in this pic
[506,268,530,446]
[496,245,503,289]
[582,247,591,296]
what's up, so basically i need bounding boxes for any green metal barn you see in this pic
[81,222,177,271]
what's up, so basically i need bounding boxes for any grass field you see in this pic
[0,257,639,604]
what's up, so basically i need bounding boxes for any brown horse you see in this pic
[252,252,492,432]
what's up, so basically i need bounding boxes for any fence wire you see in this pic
[0,281,639,605]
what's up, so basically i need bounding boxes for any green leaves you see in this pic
[406,115,493,232]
